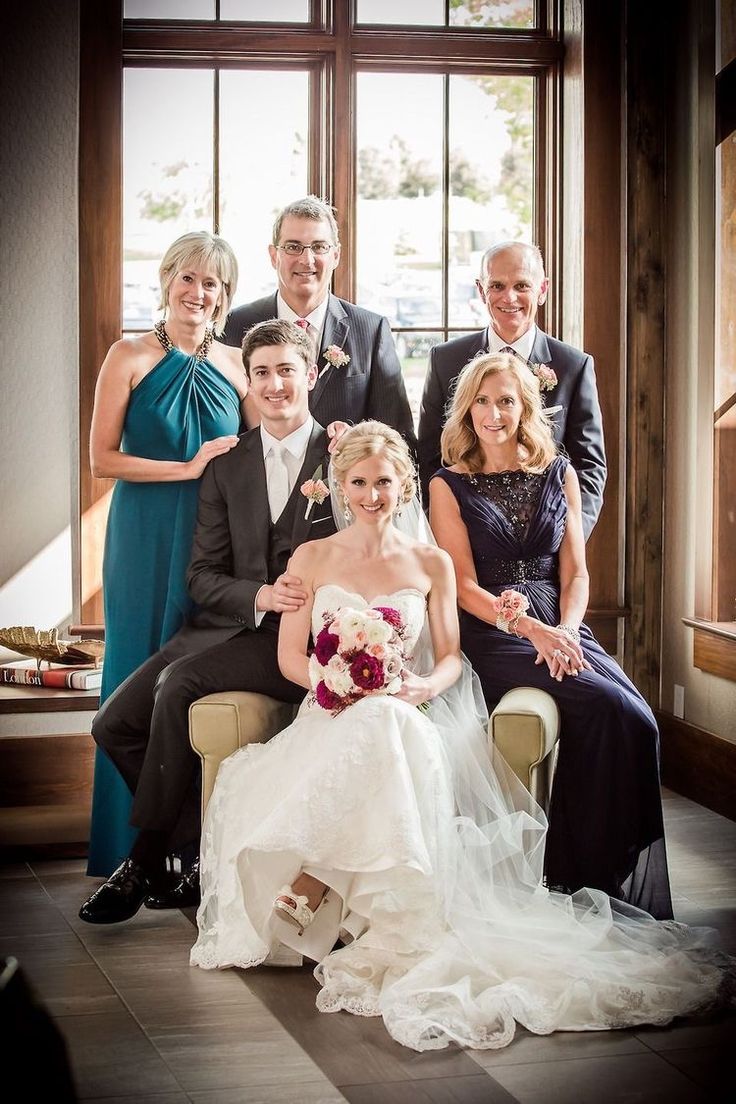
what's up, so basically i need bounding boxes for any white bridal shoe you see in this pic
[273,884,327,935]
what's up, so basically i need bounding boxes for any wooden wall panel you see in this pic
[623,1,667,703]
[657,710,736,821]
[79,0,123,623]
[581,0,623,616]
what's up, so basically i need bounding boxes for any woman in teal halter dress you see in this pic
[87,232,248,877]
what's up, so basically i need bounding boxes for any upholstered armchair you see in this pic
[190,686,559,817]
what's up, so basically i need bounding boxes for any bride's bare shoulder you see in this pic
[291,532,344,567]
[409,541,451,574]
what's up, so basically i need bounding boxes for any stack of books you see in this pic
[0,661,102,691]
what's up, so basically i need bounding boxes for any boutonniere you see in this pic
[530,362,557,392]
[319,345,350,378]
[300,465,330,519]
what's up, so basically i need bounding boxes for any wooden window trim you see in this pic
[81,4,632,648]
[682,617,736,683]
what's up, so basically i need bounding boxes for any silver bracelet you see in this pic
[556,623,581,644]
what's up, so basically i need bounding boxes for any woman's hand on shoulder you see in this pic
[185,435,240,479]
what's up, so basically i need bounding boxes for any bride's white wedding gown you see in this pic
[191,585,729,1051]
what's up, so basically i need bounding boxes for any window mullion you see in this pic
[441,71,449,338]
[213,67,220,233]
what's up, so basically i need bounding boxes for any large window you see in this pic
[356,70,533,414]
[80,1,561,621]
[123,67,311,331]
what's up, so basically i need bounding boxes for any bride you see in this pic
[191,421,729,1051]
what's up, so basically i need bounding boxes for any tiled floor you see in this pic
[1,789,734,1103]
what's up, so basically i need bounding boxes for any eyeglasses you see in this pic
[277,241,334,256]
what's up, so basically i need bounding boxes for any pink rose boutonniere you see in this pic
[320,345,350,378]
[530,362,557,392]
[300,465,330,519]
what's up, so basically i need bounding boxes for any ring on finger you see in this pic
[552,648,562,659]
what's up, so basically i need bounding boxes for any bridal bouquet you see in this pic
[308,605,407,715]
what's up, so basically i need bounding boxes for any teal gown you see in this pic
[87,347,242,877]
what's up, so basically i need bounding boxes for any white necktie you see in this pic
[268,443,290,523]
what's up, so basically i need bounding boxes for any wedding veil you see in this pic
[326,461,727,1051]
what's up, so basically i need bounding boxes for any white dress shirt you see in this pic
[277,292,329,350]
[487,323,537,363]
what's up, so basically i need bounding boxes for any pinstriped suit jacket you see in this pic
[223,293,417,451]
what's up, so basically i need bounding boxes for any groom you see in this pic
[418,241,606,539]
[79,319,337,924]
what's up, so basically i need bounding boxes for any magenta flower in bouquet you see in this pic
[308,605,407,715]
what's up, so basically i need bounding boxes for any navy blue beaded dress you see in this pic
[433,457,673,920]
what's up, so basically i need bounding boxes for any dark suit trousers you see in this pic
[91,618,306,851]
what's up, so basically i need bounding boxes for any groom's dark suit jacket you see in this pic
[417,329,607,539]
[223,292,417,451]
[163,419,336,659]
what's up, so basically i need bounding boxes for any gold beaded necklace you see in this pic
[154,319,214,363]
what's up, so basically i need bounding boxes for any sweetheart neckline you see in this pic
[313,584,427,606]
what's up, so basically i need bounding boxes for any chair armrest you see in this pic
[189,692,294,817]
[489,687,560,803]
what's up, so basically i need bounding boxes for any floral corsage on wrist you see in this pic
[320,345,350,377]
[494,589,530,636]
[300,464,330,519]
[530,362,558,392]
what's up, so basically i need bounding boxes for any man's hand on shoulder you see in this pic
[256,573,308,613]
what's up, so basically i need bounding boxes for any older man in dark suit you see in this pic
[223,195,416,450]
[418,242,606,539]
[79,320,337,925]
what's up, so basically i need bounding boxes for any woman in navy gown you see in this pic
[430,351,672,919]
[87,231,251,877]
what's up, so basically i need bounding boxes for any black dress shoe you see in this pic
[145,856,200,909]
[78,858,154,924]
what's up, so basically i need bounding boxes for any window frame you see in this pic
[78,0,564,623]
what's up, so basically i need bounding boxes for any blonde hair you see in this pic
[159,231,238,335]
[441,352,557,473]
[332,421,416,506]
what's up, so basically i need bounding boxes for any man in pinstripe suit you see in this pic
[223,196,417,451]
